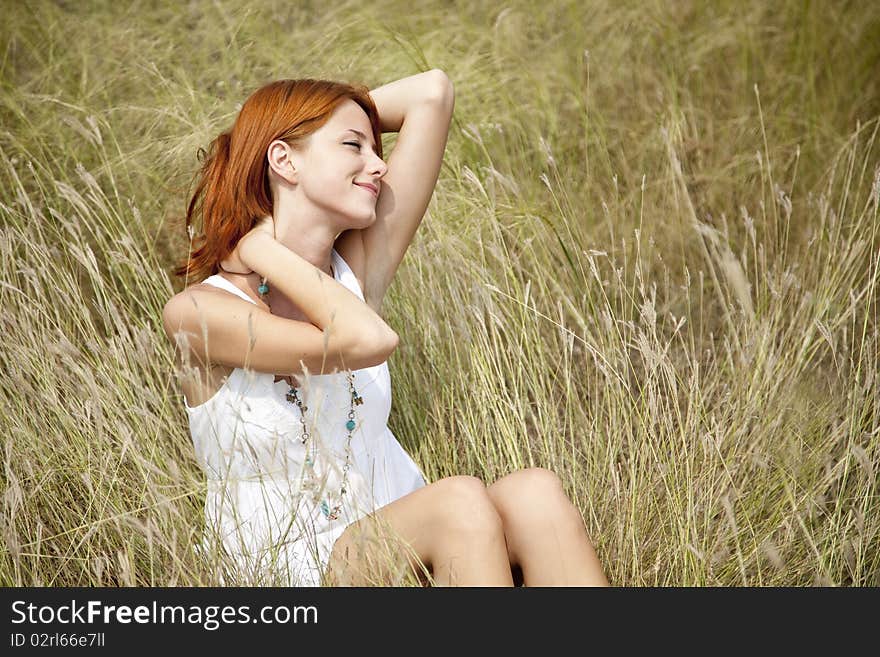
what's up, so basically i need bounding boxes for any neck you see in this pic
[275,233,335,277]
[271,198,344,278]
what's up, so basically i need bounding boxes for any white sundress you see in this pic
[183,248,428,586]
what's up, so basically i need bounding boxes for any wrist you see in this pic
[239,232,276,274]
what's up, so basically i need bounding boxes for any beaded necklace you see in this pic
[219,222,361,521]
[257,264,363,521]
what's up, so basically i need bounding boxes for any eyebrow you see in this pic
[343,129,378,153]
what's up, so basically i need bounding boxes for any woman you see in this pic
[162,69,609,586]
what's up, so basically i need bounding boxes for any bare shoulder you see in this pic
[165,281,234,306]
[161,283,255,340]
[162,284,250,405]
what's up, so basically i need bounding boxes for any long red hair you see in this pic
[173,78,383,284]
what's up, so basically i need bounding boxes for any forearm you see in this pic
[369,69,454,133]
[243,235,397,348]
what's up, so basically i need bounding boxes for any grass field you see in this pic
[1,0,878,586]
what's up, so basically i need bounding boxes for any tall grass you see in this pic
[1,0,877,585]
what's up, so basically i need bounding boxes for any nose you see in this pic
[369,151,388,178]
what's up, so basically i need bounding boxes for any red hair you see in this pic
[173,78,383,284]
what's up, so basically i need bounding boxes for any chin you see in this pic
[335,204,375,229]
[358,207,378,227]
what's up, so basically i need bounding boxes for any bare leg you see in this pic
[486,468,609,586]
[325,475,514,587]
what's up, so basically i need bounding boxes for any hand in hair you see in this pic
[219,215,276,275]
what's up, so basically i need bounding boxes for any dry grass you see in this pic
[1,0,878,586]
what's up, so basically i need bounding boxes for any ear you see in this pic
[267,139,298,183]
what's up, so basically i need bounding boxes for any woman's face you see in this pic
[286,99,387,229]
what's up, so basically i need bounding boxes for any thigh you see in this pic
[323,475,498,586]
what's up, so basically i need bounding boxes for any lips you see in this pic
[354,182,378,197]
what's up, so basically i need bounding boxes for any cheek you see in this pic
[307,171,349,195]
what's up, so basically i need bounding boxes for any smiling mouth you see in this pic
[354,183,378,197]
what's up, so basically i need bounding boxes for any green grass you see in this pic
[1,0,878,586]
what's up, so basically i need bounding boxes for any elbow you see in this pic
[426,69,454,107]
[385,330,400,354]
[356,328,399,368]
[378,329,400,359]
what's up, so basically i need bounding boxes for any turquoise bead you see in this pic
[320,500,330,517]
[258,283,269,295]
[346,419,356,431]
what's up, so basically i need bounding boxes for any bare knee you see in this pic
[430,475,505,543]
[488,467,582,525]
[325,475,505,585]
[521,467,565,488]
[491,467,567,499]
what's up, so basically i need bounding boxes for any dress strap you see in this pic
[200,275,257,305]
[331,248,364,301]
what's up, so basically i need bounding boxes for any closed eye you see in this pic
[344,141,361,149]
